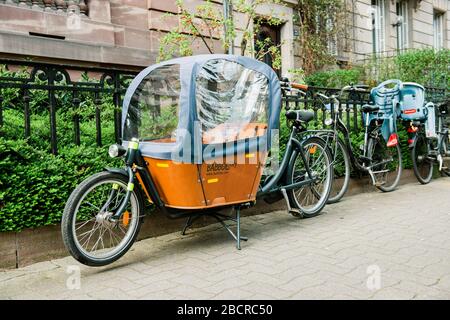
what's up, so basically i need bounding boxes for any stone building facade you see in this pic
[348,0,450,62]
[0,0,448,75]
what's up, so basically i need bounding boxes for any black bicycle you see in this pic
[313,83,403,203]
[259,79,334,218]
[410,100,450,183]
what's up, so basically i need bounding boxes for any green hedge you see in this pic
[365,48,450,88]
[305,69,362,88]
[302,49,449,88]
[0,137,121,232]
[0,66,121,232]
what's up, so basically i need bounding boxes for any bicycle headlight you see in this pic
[324,118,333,126]
[108,144,127,158]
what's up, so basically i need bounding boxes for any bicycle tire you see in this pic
[61,171,144,267]
[286,136,333,218]
[411,133,433,184]
[327,138,351,204]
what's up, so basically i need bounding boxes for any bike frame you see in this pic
[319,108,389,173]
[257,125,319,196]
[412,110,449,166]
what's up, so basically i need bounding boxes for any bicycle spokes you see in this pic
[74,181,137,258]
[369,136,402,190]
[294,143,330,208]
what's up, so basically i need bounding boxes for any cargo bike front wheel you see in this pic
[61,172,144,267]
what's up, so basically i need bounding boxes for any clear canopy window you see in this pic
[121,55,281,161]
[123,64,181,143]
[196,59,269,144]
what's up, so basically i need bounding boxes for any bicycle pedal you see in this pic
[289,208,303,218]
[280,188,303,218]
[359,156,372,163]
[429,150,439,156]
[374,181,386,187]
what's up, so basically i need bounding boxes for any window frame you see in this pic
[372,0,386,54]
[433,11,445,50]
[396,0,409,51]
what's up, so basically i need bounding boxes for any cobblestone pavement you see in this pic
[1,179,450,300]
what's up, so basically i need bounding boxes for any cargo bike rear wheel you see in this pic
[286,137,333,218]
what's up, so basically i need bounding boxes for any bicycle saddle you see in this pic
[286,110,314,123]
[362,105,380,113]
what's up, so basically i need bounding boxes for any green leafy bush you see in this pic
[305,69,363,88]
[300,49,449,90]
[0,67,121,232]
[363,49,450,88]
[0,138,121,232]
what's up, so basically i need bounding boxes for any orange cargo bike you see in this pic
[61,55,333,266]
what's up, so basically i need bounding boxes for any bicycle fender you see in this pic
[288,135,329,174]
[104,167,148,216]
[105,167,129,178]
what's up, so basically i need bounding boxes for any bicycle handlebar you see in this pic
[338,84,368,97]
[316,84,369,101]
[291,83,309,91]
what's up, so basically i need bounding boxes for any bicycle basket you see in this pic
[399,82,427,121]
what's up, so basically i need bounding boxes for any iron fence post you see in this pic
[94,90,102,147]
[48,69,58,155]
[23,88,30,138]
[0,93,3,127]
[72,88,81,146]
[113,72,122,144]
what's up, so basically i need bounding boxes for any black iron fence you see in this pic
[0,59,447,154]
[282,85,448,133]
[0,59,137,154]
[282,87,371,133]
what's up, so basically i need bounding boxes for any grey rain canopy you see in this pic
[121,54,281,163]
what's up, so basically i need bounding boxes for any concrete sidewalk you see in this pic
[1,179,450,300]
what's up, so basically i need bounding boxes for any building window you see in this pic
[396,1,409,51]
[371,0,386,54]
[433,11,445,50]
